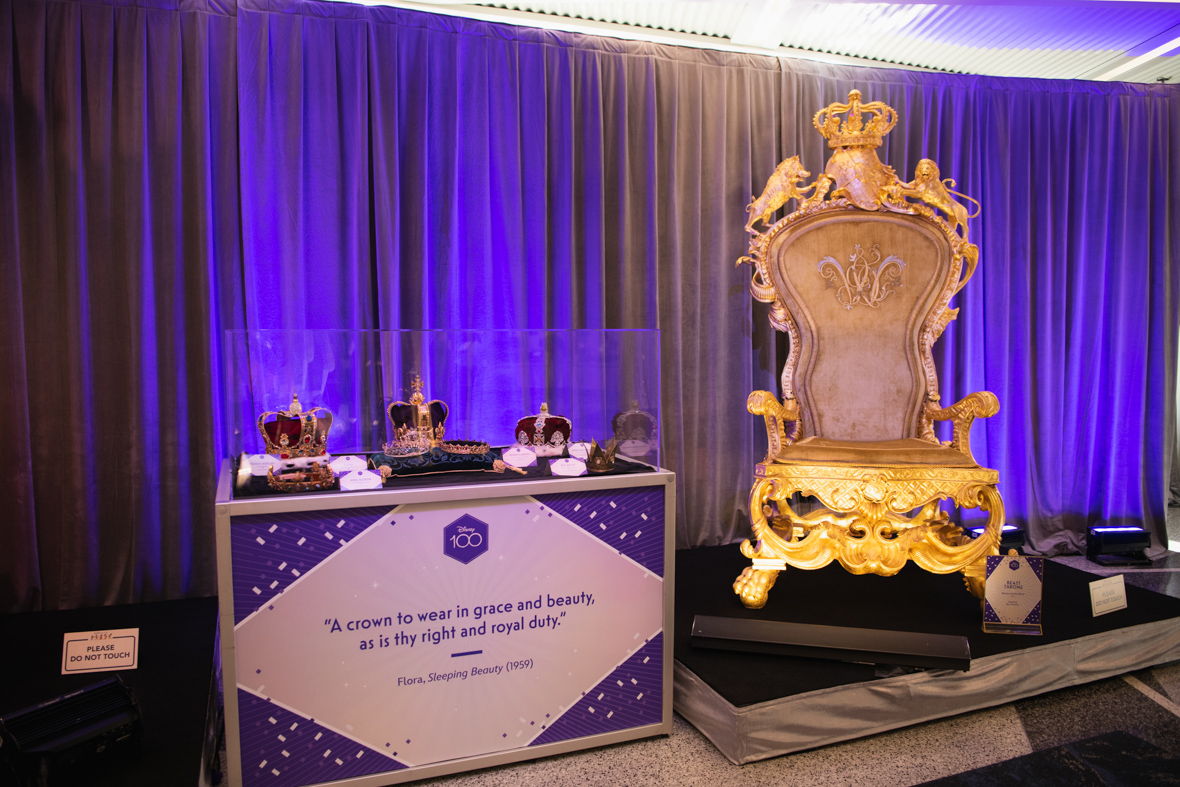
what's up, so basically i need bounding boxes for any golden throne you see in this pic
[733,90,1004,609]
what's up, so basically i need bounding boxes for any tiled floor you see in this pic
[406,665,1180,787]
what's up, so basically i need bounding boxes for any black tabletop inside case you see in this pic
[232,448,658,499]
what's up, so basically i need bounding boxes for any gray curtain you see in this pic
[1,0,240,611]
[3,0,1178,613]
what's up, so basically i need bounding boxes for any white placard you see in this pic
[567,442,591,461]
[245,454,279,477]
[330,455,369,475]
[501,444,538,468]
[1089,574,1128,617]
[339,469,383,492]
[62,628,139,674]
[550,457,587,477]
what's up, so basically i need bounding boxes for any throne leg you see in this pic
[733,563,780,610]
[961,559,987,600]
[957,485,1005,600]
[734,478,788,609]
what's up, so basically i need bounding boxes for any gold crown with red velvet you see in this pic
[515,402,572,456]
[256,394,333,459]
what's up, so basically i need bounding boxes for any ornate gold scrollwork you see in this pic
[734,466,1004,609]
[921,392,1000,463]
[747,391,801,462]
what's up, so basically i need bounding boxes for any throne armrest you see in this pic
[922,391,999,464]
[748,391,801,463]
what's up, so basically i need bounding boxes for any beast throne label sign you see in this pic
[983,555,1044,635]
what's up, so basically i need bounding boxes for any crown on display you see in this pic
[387,375,448,455]
[515,402,572,457]
[441,439,491,456]
[257,394,333,459]
[612,400,657,445]
[586,438,618,473]
[813,89,898,150]
[267,462,335,492]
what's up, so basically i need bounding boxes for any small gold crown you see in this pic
[586,438,618,473]
[813,89,898,150]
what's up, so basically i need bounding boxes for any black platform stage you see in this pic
[0,597,220,787]
[673,545,1180,764]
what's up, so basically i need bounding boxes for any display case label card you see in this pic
[62,628,139,674]
[339,469,383,492]
[620,440,651,457]
[1089,574,1127,617]
[568,442,591,460]
[246,454,279,477]
[983,555,1043,635]
[330,455,368,474]
[550,458,587,477]
[501,445,538,468]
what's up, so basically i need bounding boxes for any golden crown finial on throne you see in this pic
[812,88,898,150]
[740,89,978,246]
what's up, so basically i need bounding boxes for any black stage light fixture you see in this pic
[0,676,142,787]
[1086,525,1152,566]
[690,615,971,671]
[969,524,1026,553]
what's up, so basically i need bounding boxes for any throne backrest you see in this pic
[743,91,979,446]
[766,211,955,442]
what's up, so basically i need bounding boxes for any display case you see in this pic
[224,329,661,481]
[215,330,673,787]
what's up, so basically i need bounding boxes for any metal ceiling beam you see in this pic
[1083,22,1180,79]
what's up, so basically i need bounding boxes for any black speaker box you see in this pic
[0,676,142,787]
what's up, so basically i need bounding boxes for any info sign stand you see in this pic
[983,553,1044,635]
[214,462,674,787]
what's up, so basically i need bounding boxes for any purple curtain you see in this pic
[1,0,240,611]
[231,0,783,552]
[2,0,1178,612]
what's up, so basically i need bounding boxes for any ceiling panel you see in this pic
[470,1,1180,83]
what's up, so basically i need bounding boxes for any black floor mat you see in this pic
[917,731,1180,786]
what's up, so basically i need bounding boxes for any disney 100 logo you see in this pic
[443,514,489,564]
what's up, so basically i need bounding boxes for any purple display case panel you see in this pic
[238,689,406,787]
[534,486,665,577]
[228,484,667,786]
[230,506,394,625]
